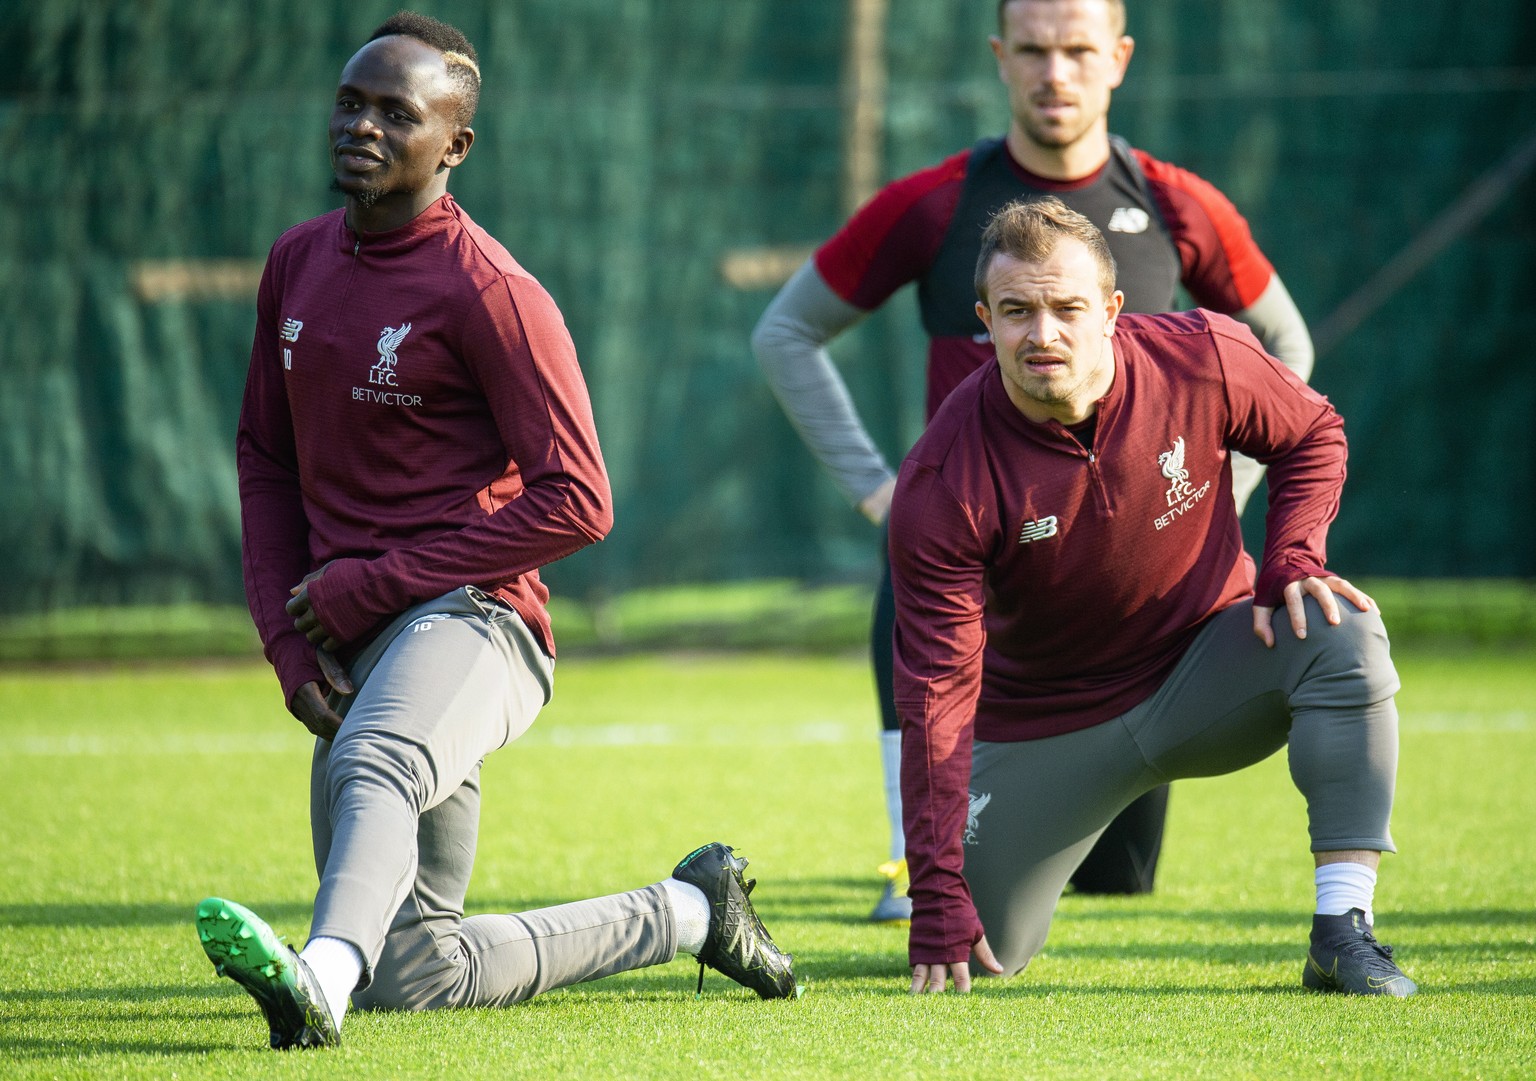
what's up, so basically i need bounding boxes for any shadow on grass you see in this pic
[471,875,881,929]
[0,899,313,929]
[5,887,1530,1052]
[3,983,220,1003]
[1064,904,1536,930]
[1,1036,245,1059]
[0,984,260,1059]
[10,893,1527,939]
[5,965,1530,1065]
[943,979,1488,998]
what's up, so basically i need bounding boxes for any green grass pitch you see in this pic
[1,643,1533,1079]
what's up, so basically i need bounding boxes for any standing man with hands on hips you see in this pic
[754,0,1314,920]
[198,11,796,1051]
[892,196,1413,998]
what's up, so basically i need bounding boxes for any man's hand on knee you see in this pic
[909,935,1003,994]
[1253,575,1377,648]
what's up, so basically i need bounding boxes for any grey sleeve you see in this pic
[1226,273,1316,514]
[1232,273,1313,384]
[750,260,896,506]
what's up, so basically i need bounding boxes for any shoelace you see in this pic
[1347,929,1398,968]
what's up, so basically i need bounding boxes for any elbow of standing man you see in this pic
[751,260,896,516]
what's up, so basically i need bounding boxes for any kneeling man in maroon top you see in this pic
[890,196,1414,997]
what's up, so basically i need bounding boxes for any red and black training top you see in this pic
[814,137,1276,418]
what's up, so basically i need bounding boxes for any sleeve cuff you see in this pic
[1254,557,1328,608]
[907,911,986,966]
[306,557,387,647]
[270,634,324,707]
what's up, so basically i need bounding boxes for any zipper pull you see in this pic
[353,239,360,256]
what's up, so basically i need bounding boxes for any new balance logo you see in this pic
[1018,516,1059,544]
[1107,207,1151,234]
[279,318,304,342]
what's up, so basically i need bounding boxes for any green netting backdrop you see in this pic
[1,0,1533,614]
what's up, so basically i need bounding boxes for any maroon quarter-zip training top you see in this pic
[237,195,611,706]
[889,309,1346,964]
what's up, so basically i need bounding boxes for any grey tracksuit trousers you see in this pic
[306,587,677,1010]
[963,597,1401,976]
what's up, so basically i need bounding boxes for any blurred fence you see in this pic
[1,0,1533,617]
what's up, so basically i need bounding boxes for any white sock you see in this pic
[880,729,905,861]
[1315,862,1377,925]
[299,935,363,1027]
[662,878,710,956]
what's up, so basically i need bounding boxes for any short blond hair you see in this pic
[996,0,1127,37]
[974,196,1118,305]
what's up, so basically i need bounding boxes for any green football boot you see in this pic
[196,897,341,1048]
